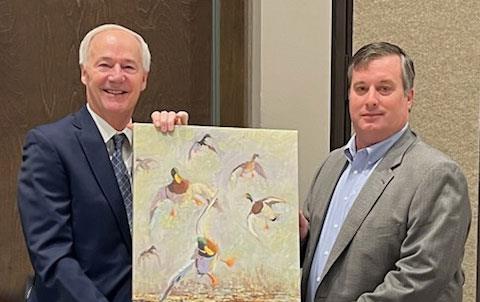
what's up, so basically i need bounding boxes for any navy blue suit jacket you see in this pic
[18,106,132,301]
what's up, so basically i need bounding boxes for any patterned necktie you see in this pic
[111,133,133,232]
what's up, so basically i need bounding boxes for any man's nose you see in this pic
[365,87,379,108]
[108,64,125,82]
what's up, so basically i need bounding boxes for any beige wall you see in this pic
[249,0,332,202]
[353,1,480,301]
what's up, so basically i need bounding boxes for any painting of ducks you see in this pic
[132,124,299,302]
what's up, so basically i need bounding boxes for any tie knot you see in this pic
[113,133,127,151]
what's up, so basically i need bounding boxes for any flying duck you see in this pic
[231,153,267,179]
[245,193,286,238]
[188,133,217,160]
[149,168,190,220]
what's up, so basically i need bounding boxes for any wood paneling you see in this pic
[0,1,211,300]
[220,0,247,127]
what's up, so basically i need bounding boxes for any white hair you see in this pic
[79,24,151,72]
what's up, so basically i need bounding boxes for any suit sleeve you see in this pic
[357,161,471,302]
[300,164,324,267]
[17,129,109,302]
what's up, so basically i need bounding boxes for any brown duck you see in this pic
[231,153,267,179]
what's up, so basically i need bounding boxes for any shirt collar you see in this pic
[344,123,409,164]
[86,103,133,146]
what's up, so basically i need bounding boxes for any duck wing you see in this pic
[195,195,218,235]
[246,212,259,239]
[230,162,245,176]
[188,141,201,160]
[205,142,217,153]
[149,186,168,222]
[263,196,286,207]
[254,162,267,179]
[159,259,195,301]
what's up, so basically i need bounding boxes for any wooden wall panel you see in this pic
[220,0,247,127]
[0,1,211,300]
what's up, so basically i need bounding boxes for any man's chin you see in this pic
[102,102,135,116]
[355,121,382,132]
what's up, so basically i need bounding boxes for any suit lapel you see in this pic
[72,106,132,252]
[320,129,417,281]
[301,150,348,291]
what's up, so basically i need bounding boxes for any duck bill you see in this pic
[174,173,183,184]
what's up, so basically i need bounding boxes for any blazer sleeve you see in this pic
[17,129,109,302]
[357,161,471,302]
[300,163,325,267]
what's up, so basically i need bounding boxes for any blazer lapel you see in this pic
[301,150,348,289]
[320,129,417,281]
[72,106,132,252]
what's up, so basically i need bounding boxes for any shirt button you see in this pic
[324,251,329,256]
[333,224,339,228]
[353,170,358,174]
[316,276,321,282]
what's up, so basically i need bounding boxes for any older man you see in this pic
[300,42,470,301]
[18,24,187,301]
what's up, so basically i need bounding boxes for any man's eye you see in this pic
[378,86,392,94]
[123,65,136,72]
[355,86,367,94]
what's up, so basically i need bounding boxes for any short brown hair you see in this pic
[347,42,415,95]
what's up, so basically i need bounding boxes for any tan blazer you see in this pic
[301,129,471,302]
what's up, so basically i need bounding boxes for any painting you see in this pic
[132,124,300,301]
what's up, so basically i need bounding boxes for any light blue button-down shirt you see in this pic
[306,124,408,302]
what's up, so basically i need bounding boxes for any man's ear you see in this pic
[141,72,149,91]
[80,66,88,86]
[406,88,414,111]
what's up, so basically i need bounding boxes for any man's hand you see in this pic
[299,211,309,241]
[151,110,189,133]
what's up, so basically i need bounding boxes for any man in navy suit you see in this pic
[17,24,188,301]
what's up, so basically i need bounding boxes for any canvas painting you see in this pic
[132,124,300,301]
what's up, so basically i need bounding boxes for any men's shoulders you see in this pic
[309,147,347,185]
[324,146,346,162]
[407,137,459,167]
[22,107,91,154]
[395,134,467,188]
[28,106,86,138]
[383,129,460,171]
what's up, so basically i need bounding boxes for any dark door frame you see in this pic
[330,0,353,150]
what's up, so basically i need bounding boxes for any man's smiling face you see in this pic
[81,29,148,129]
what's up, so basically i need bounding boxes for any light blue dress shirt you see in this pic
[306,124,408,302]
